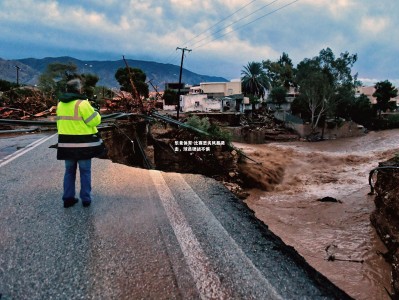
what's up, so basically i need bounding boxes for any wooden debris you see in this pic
[1,87,55,120]
[317,196,343,203]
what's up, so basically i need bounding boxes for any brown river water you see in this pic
[234,129,399,300]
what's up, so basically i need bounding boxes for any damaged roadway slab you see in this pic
[0,133,351,299]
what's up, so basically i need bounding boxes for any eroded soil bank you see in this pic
[234,129,399,300]
[100,120,240,182]
[371,159,399,298]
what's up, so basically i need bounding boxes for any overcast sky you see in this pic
[1,0,398,86]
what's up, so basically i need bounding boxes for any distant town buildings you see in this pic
[355,86,399,106]
[164,80,248,113]
[162,81,399,115]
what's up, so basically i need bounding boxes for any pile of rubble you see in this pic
[227,112,300,144]
[104,90,155,114]
[0,87,56,120]
[239,111,277,128]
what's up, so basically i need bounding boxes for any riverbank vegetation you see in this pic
[242,48,398,133]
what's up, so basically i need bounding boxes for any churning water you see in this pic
[235,129,399,300]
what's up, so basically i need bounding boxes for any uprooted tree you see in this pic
[115,67,149,99]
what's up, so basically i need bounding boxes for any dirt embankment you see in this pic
[371,159,399,298]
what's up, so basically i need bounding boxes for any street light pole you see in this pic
[176,47,191,120]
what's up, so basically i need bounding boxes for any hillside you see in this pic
[0,57,228,90]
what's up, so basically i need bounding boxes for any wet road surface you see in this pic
[0,134,351,299]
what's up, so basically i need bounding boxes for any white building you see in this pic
[179,94,221,112]
[199,81,242,98]
[178,80,244,113]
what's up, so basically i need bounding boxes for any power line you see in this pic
[182,0,259,47]
[161,0,260,66]
[161,48,183,66]
[160,0,299,78]
[192,0,300,50]
[188,0,281,49]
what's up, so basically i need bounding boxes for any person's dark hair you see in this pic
[66,79,82,94]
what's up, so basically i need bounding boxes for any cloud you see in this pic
[300,0,355,17]
[0,0,398,81]
[360,17,389,34]
[359,78,399,87]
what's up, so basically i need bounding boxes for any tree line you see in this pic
[2,50,398,131]
[241,48,399,131]
[0,62,150,109]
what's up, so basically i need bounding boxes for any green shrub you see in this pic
[186,115,232,143]
[186,115,211,132]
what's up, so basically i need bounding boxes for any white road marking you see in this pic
[0,134,57,168]
[150,170,231,300]
[172,173,283,300]
[150,170,283,300]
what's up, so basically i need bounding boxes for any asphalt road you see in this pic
[0,133,352,299]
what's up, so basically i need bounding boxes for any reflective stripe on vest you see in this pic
[57,100,83,121]
[57,100,99,124]
[58,140,103,148]
[84,111,99,124]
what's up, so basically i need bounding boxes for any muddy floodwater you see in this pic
[235,129,399,300]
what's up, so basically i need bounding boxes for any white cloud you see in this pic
[301,0,355,16]
[359,78,399,87]
[0,0,398,81]
[170,0,213,11]
[360,17,389,34]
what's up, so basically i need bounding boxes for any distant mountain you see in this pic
[0,56,228,90]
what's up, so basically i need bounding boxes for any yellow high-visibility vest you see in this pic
[56,99,101,135]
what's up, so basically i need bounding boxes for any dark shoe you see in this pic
[64,198,78,208]
[82,200,91,207]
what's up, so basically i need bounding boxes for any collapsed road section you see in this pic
[0,112,249,197]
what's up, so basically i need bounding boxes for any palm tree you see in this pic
[241,61,270,100]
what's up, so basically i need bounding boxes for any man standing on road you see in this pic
[56,78,104,208]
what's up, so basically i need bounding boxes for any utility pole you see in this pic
[176,47,191,120]
[15,65,20,86]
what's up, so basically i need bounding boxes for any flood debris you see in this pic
[0,86,56,120]
[317,196,343,203]
[228,111,300,144]
[325,244,364,263]
[326,255,364,263]
[0,106,57,120]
